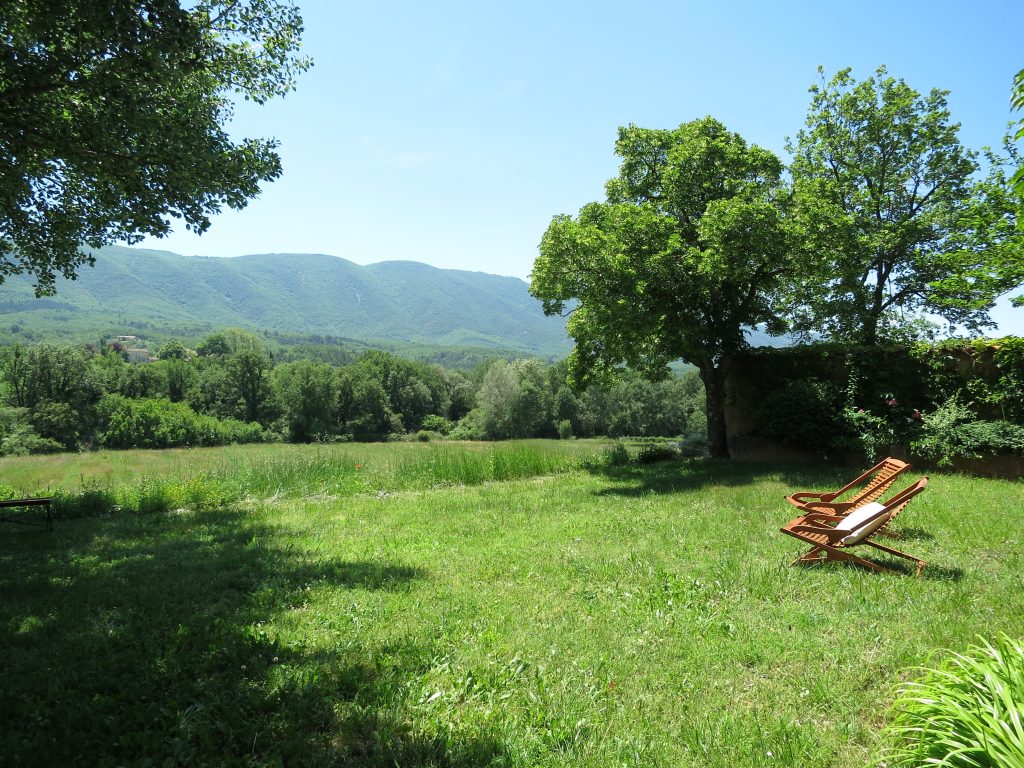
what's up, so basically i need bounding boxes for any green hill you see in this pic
[0,247,572,356]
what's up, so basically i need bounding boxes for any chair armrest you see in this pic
[788,491,838,504]
[801,501,855,514]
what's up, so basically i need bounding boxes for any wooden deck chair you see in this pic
[780,477,928,576]
[785,457,909,514]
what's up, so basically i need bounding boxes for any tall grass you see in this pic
[38,441,605,518]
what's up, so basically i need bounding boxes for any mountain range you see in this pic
[0,247,573,356]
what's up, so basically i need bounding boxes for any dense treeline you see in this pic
[0,331,706,454]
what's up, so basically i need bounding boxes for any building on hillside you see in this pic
[125,348,151,364]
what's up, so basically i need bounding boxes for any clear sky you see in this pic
[139,0,1024,334]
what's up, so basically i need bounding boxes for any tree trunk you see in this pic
[861,314,879,346]
[699,361,730,459]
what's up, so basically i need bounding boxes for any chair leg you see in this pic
[793,545,827,565]
[835,549,899,575]
[865,539,926,576]
[794,542,900,575]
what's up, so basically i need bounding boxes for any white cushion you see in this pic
[836,502,889,546]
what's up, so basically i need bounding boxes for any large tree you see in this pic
[0,0,309,294]
[1014,67,1024,205]
[1013,68,1024,312]
[530,118,797,458]
[789,66,1024,343]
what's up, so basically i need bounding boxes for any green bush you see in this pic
[449,409,486,441]
[636,444,680,464]
[674,434,708,457]
[911,397,1024,466]
[953,420,1024,455]
[98,395,268,449]
[738,340,1024,464]
[880,633,1024,768]
[835,406,899,462]
[757,380,842,451]
[0,483,22,500]
[1,422,64,456]
[421,414,453,435]
[603,442,630,467]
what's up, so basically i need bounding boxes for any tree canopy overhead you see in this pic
[1012,67,1024,309]
[0,0,310,294]
[530,117,798,457]
[789,66,1024,344]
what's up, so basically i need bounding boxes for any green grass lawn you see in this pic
[1,443,1021,766]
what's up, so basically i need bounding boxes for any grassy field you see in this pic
[1,442,1021,766]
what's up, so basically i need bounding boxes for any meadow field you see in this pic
[1,441,1021,767]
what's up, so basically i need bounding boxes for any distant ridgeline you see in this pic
[0,246,572,361]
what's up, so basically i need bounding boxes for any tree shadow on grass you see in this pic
[587,457,852,498]
[792,557,964,582]
[881,526,935,542]
[0,507,510,767]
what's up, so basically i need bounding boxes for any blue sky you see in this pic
[139,0,1024,334]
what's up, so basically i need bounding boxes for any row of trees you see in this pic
[531,66,1024,457]
[0,333,706,453]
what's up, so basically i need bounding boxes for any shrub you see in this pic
[911,397,1024,466]
[835,406,898,462]
[1,422,64,456]
[98,395,267,449]
[757,380,842,452]
[953,420,1024,455]
[557,419,573,439]
[421,414,453,435]
[880,633,1024,768]
[603,442,630,467]
[636,444,680,464]
[674,433,708,458]
[449,409,486,441]
[50,485,119,519]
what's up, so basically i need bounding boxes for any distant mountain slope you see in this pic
[0,247,572,355]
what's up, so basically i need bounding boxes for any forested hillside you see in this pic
[0,247,572,356]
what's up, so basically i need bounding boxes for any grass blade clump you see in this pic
[880,633,1024,768]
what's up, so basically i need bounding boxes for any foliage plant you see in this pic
[736,339,1023,465]
[531,117,800,458]
[911,397,1024,466]
[756,380,843,452]
[0,1,310,292]
[98,395,266,449]
[880,633,1024,768]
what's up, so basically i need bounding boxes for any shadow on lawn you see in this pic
[587,457,846,498]
[885,526,935,542]
[794,557,964,581]
[0,507,509,767]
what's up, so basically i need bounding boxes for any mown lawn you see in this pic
[1,444,1021,767]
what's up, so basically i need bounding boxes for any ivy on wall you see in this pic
[730,338,1024,464]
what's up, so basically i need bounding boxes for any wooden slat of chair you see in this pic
[780,478,927,576]
[786,457,909,513]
